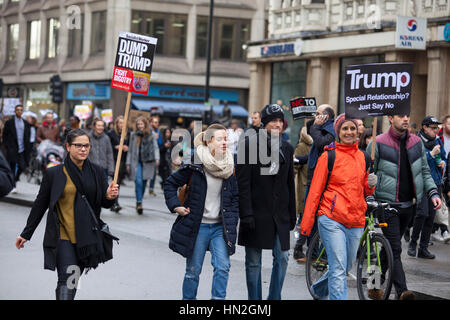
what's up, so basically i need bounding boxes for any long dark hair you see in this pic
[358,128,372,150]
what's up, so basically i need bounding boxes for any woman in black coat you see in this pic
[164,123,239,300]
[15,129,119,300]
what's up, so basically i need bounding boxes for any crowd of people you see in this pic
[5,101,450,301]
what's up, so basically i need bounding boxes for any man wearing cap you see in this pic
[367,114,441,300]
[407,116,447,259]
[236,104,296,300]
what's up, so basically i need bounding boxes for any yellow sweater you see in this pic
[56,166,79,244]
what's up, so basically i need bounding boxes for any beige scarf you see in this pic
[195,144,234,179]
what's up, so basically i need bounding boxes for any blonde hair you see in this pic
[134,116,151,146]
[114,115,124,135]
[194,123,227,147]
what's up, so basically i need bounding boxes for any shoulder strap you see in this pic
[326,149,335,189]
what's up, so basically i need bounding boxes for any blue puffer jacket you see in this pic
[164,163,239,258]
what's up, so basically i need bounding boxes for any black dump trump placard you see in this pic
[344,62,413,118]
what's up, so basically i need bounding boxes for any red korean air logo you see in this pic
[407,19,417,32]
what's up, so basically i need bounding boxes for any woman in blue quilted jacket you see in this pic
[164,123,239,300]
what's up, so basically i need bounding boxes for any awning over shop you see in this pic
[131,99,248,118]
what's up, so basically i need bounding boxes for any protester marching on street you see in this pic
[107,116,130,213]
[36,112,60,144]
[292,125,313,262]
[15,129,119,300]
[297,104,336,259]
[163,123,239,300]
[2,105,32,193]
[148,116,163,196]
[158,127,173,190]
[227,119,244,164]
[408,116,447,259]
[0,148,15,197]
[236,104,296,300]
[300,114,377,300]
[368,114,441,300]
[126,116,160,215]
[88,119,114,179]
[250,111,263,134]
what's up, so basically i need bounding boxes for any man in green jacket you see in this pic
[367,114,441,300]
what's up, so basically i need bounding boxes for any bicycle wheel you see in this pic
[305,231,328,300]
[356,233,393,300]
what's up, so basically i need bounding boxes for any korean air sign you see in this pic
[396,16,427,50]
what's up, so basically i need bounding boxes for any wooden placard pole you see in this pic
[370,116,377,161]
[113,91,132,185]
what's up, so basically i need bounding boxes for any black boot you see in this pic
[293,244,306,262]
[407,241,417,257]
[417,247,435,259]
[55,285,77,300]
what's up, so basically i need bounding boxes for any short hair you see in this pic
[66,128,90,145]
[252,111,261,117]
[15,104,23,110]
[92,118,105,127]
[203,123,227,146]
[323,107,335,120]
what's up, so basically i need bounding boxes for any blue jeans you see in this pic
[312,214,363,300]
[183,223,230,300]
[135,162,147,203]
[148,167,157,190]
[245,235,289,300]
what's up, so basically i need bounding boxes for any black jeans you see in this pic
[9,152,26,184]
[381,205,415,297]
[56,240,83,289]
[411,196,437,249]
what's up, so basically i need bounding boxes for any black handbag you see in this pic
[81,195,119,262]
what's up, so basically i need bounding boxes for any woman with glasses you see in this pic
[15,129,119,300]
[126,116,159,214]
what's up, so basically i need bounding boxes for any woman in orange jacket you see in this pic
[300,114,377,300]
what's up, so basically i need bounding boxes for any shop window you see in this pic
[47,18,60,58]
[7,23,19,61]
[91,11,107,54]
[131,11,186,57]
[68,13,84,58]
[271,60,307,147]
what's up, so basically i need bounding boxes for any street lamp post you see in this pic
[204,0,214,124]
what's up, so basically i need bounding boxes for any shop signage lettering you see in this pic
[345,62,413,118]
[67,82,111,100]
[261,43,295,56]
[111,32,157,95]
[395,16,427,50]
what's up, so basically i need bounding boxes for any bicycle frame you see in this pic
[360,212,383,275]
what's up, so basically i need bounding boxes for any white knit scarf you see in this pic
[196,144,234,179]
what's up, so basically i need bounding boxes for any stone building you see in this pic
[247,0,450,146]
[0,0,266,127]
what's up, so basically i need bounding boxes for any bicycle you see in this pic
[305,197,396,300]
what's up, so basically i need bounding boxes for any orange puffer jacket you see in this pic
[300,142,375,236]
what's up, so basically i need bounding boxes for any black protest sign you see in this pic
[289,97,317,120]
[344,62,413,118]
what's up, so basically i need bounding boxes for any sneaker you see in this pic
[368,288,384,300]
[148,189,156,196]
[417,248,435,259]
[442,231,450,244]
[431,232,444,242]
[110,204,122,213]
[10,187,18,194]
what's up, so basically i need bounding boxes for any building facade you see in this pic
[0,0,266,127]
[247,0,450,146]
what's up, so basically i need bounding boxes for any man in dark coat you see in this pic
[2,104,32,191]
[236,103,296,300]
[0,149,15,196]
